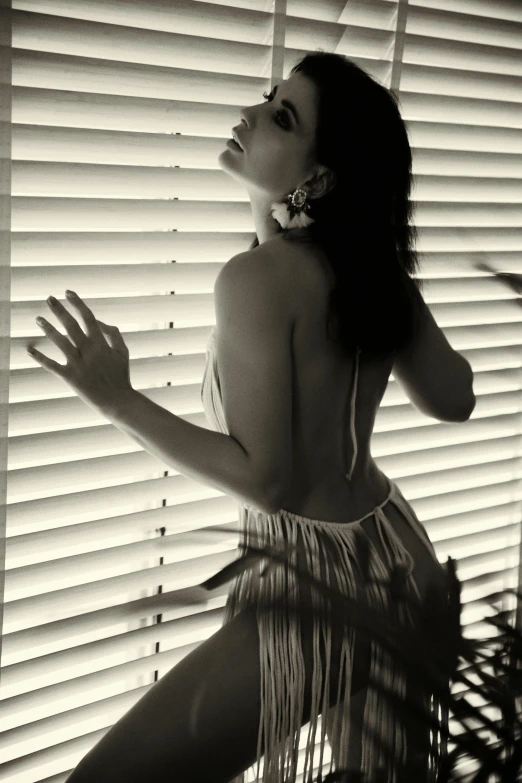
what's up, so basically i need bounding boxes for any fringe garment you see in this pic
[201,326,450,783]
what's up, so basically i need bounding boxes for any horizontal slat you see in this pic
[13,0,293,30]
[13,0,276,35]
[0,722,109,783]
[14,294,217,336]
[11,46,520,108]
[12,3,522,72]
[7,466,227,537]
[11,163,246,199]
[11,197,522,233]
[400,0,522,26]
[405,1,522,48]
[7,501,240,571]
[7,407,209,470]
[11,196,255,232]
[3,547,238,634]
[409,116,522,149]
[12,19,274,75]
[19,0,514,32]
[10,231,522,272]
[12,126,522,179]
[12,86,522,137]
[11,86,255,136]
[11,48,277,98]
[12,4,271,49]
[13,125,237,168]
[423,276,522,303]
[11,258,223,298]
[16,350,212,402]
[6,523,240,602]
[402,32,522,75]
[399,60,522,102]
[10,383,209,437]
[18,344,212,394]
[1,605,227,704]
[11,161,522,203]
[1,580,230,665]
[10,5,405,68]
[11,230,253,265]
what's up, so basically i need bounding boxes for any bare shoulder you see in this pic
[214,236,330,341]
[252,234,325,295]
[216,236,307,314]
[261,234,335,311]
[212,244,289,347]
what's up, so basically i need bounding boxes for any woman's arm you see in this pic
[105,389,277,514]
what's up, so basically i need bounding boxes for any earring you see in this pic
[270,187,315,230]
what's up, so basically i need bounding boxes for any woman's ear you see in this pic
[308,165,337,200]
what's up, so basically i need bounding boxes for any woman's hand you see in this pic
[474,261,522,296]
[27,290,134,417]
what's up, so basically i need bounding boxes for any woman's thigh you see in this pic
[64,604,354,783]
[66,608,266,783]
[65,593,373,783]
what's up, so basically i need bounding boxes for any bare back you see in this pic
[263,234,395,523]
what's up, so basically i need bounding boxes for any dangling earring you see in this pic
[270,187,315,230]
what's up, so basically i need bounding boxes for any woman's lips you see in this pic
[231,130,244,150]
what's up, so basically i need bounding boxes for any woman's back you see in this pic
[265,232,474,527]
[275,233,396,523]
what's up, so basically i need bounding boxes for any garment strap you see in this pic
[345,346,362,481]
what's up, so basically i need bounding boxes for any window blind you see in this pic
[1,0,521,781]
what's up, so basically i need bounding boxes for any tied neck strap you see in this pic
[345,346,362,482]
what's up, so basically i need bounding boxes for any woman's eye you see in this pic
[261,91,289,129]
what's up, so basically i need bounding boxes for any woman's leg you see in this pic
[65,608,266,783]
[64,575,378,783]
[65,602,361,783]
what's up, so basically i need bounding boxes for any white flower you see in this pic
[270,201,314,229]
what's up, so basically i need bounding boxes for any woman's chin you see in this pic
[218,149,243,169]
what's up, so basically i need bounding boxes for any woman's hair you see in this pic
[249,50,425,362]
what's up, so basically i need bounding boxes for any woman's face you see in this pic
[218,71,320,201]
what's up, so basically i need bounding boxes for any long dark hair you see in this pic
[249,51,425,362]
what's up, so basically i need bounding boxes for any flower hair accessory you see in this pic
[270,187,315,229]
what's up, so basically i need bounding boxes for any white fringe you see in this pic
[220,485,445,783]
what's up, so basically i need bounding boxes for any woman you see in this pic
[66,52,473,783]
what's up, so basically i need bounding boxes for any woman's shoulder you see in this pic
[261,233,336,299]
